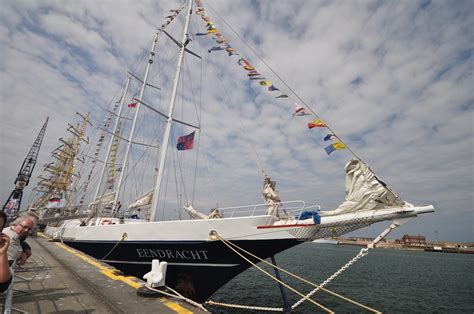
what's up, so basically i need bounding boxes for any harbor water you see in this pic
[211,243,473,313]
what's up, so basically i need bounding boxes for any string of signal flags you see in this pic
[172,0,349,156]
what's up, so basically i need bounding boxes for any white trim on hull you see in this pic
[61,215,284,241]
[101,260,239,267]
[59,205,435,243]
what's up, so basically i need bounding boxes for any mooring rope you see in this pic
[291,248,375,311]
[208,232,383,313]
[219,235,380,313]
[146,285,209,312]
[211,234,334,313]
[206,300,284,312]
[101,232,128,260]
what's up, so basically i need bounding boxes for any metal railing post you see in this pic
[3,268,15,314]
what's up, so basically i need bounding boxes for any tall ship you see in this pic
[43,0,434,304]
[30,113,91,224]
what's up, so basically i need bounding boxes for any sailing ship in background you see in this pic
[30,113,91,225]
[33,0,435,304]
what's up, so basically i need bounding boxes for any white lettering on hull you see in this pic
[136,248,209,260]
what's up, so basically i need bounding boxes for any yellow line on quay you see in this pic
[163,300,194,314]
[37,233,193,313]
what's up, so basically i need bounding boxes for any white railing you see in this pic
[288,203,321,222]
[216,200,321,219]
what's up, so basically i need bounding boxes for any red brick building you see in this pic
[397,235,427,247]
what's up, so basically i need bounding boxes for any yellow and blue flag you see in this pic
[325,141,346,155]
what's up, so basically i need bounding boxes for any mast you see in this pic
[32,113,90,211]
[113,33,160,211]
[93,75,131,204]
[2,117,48,218]
[64,113,91,210]
[149,0,193,222]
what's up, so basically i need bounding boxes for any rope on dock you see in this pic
[145,285,209,312]
[206,300,284,312]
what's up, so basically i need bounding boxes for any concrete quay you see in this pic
[1,234,206,313]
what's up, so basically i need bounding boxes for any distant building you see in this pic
[397,235,427,247]
[347,236,376,242]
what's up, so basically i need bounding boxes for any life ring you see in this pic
[101,219,112,225]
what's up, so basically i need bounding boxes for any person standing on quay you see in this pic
[2,213,37,265]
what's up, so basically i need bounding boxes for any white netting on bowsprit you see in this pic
[287,216,375,240]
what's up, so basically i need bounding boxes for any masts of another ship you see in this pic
[93,75,131,206]
[112,33,160,210]
[32,113,90,211]
[149,0,194,222]
[64,113,91,210]
[2,117,49,218]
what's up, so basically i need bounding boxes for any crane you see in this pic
[2,117,49,218]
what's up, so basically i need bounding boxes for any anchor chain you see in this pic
[291,248,369,310]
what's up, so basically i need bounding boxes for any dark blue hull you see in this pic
[63,238,302,302]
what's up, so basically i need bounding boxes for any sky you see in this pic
[0,0,472,242]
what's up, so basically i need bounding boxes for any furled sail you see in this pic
[128,190,153,209]
[183,205,223,219]
[88,191,116,208]
[262,176,281,217]
[106,121,121,190]
[320,159,405,216]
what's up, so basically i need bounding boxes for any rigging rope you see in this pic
[183,55,203,207]
[207,54,267,178]
[199,1,406,205]
[204,1,362,161]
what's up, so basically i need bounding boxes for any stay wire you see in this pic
[183,51,203,206]
[204,1,362,161]
[201,2,405,204]
[207,55,267,178]
[188,11,217,207]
